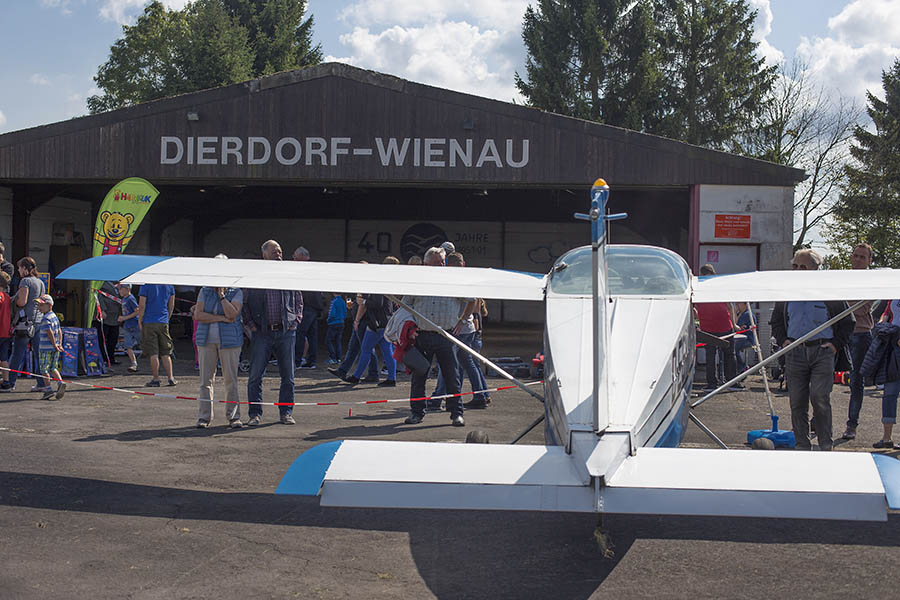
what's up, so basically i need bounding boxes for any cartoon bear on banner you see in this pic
[94,211,135,255]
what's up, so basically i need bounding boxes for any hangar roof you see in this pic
[0,62,805,187]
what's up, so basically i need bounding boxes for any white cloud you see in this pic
[30,74,51,86]
[0,109,6,128]
[797,0,900,103]
[332,1,530,103]
[330,21,520,102]
[747,0,784,66]
[338,0,530,33]
[40,0,73,15]
[99,0,190,25]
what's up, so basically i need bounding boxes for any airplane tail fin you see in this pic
[276,440,595,512]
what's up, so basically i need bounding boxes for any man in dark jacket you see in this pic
[770,249,855,451]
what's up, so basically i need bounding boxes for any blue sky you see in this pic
[1,0,898,134]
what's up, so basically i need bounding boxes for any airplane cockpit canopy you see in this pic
[550,245,690,296]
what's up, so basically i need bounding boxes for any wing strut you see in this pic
[388,295,545,404]
[692,300,866,410]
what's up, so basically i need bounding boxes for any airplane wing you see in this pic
[57,255,547,301]
[692,269,900,303]
[278,441,900,521]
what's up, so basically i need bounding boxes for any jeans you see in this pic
[296,311,319,365]
[882,379,900,424]
[337,327,377,378]
[8,334,37,388]
[786,345,835,450]
[247,329,295,418]
[325,323,344,361]
[705,331,736,387]
[734,336,753,372]
[410,331,461,418]
[434,332,487,402]
[352,327,396,380]
[847,331,873,428]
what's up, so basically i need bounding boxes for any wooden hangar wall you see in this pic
[0,63,803,322]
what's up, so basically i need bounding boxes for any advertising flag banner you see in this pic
[87,177,159,323]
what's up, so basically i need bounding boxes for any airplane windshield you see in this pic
[550,246,690,296]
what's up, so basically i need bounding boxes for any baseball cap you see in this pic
[35,294,54,306]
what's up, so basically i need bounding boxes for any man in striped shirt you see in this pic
[403,247,476,427]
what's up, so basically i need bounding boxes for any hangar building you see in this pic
[0,63,804,323]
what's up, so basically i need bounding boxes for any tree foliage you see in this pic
[824,58,900,267]
[515,0,774,149]
[88,0,321,114]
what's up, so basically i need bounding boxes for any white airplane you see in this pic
[59,179,900,522]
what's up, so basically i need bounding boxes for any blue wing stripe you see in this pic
[872,453,900,510]
[57,255,173,281]
[276,440,343,496]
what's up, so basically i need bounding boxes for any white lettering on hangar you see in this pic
[160,136,530,168]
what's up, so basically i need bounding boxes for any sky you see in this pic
[0,0,898,135]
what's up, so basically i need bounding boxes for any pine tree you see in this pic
[653,0,775,148]
[826,59,900,267]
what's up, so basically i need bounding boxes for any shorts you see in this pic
[39,349,59,375]
[141,322,173,356]
[0,337,11,362]
[123,328,139,350]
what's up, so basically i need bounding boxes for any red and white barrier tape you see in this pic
[0,365,541,407]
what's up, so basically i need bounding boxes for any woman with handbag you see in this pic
[2,257,45,392]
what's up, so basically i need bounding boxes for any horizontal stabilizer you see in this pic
[58,255,546,301]
[277,440,594,512]
[602,448,893,521]
[692,269,900,303]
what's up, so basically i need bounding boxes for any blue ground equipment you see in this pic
[747,414,796,448]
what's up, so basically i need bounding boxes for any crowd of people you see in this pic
[696,243,900,451]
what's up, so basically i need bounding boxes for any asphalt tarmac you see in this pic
[1,327,898,599]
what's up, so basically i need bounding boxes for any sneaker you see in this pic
[361,376,380,383]
[0,381,10,390]
[344,375,360,385]
[299,362,317,370]
[451,415,465,427]
[55,383,66,400]
[31,384,51,392]
[41,388,56,401]
[424,402,443,413]
[128,364,138,372]
[229,419,245,429]
[145,380,161,387]
[404,413,424,425]
[842,426,857,440]
[280,414,296,425]
[873,439,894,449]
[463,399,488,409]
[380,367,389,376]
[196,419,210,429]
[377,379,396,387]
[247,415,261,426]
[327,367,347,380]
[727,385,745,392]
[167,378,178,386]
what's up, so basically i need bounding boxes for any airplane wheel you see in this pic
[466,430,490,444]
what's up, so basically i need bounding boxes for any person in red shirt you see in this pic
[695,264,740,391]
[0,271,13,388]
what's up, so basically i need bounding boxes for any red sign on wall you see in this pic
[714,214,751,239]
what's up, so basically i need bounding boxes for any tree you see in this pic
[653,0,775,148]
[88,2,189,113]
[88,0,321,113]
[734,60,861,249]
[515,0,773,149]
[824,59,900,267]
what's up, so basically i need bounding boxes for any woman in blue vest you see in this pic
[194,254,244,428]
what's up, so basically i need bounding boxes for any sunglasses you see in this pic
[791,263,809,270]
